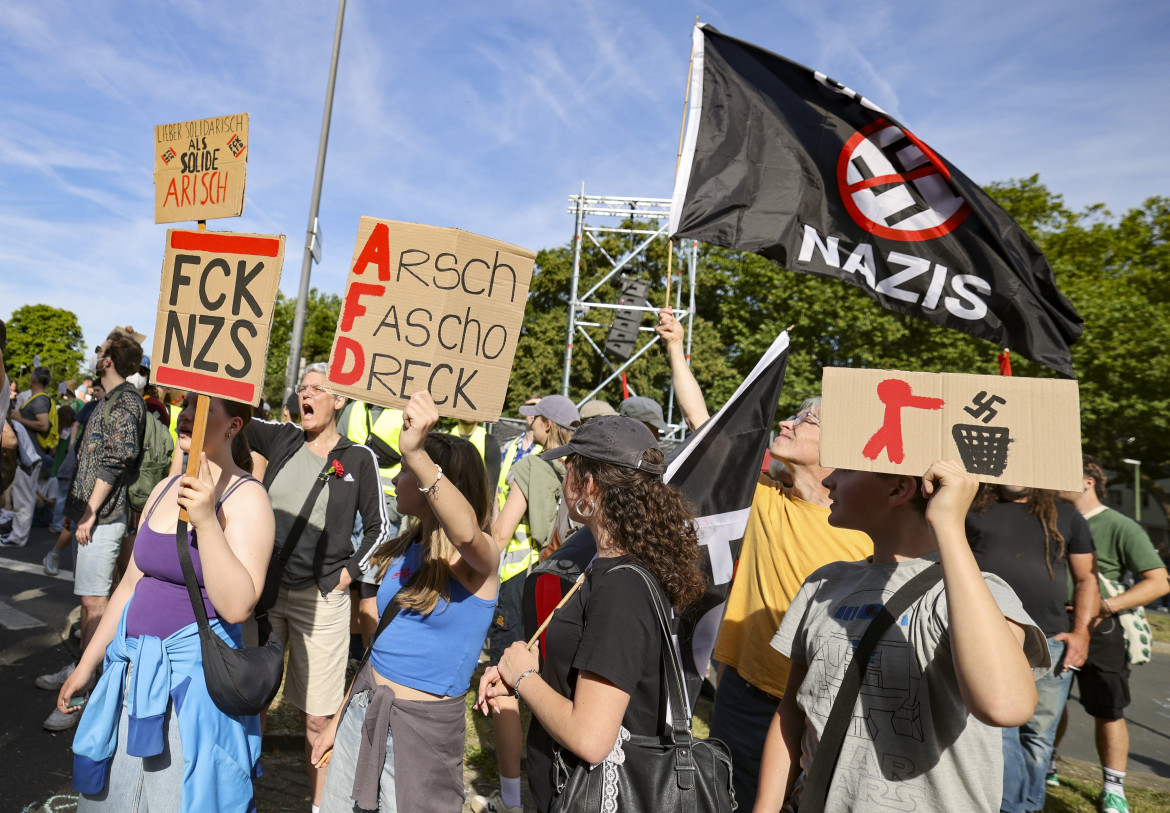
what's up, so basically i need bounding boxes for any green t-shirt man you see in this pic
[1084,505,1163,590]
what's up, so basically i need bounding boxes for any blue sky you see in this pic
[2,0,1167,356]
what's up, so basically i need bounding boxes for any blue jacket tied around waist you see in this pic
[72,597,263,811]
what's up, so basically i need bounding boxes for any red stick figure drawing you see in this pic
[862,379,945,464]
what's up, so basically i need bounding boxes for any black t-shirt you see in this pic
[526,555,667,812]
[966,500,1095,637]
[20,392,51,435]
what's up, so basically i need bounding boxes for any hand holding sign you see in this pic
[400,390,441,458]
[921,458,979,529]
[178,453,218,530]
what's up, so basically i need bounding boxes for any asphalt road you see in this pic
[3,524,1170,811]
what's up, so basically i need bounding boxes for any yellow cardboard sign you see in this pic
[154,114,249,224]
[820,367,1082,491]
[326,218,535,421]
[151,229,284,405]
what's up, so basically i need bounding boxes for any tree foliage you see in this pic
[264,288,343,405]
[4,304,86,388]
[507,179,1170,523]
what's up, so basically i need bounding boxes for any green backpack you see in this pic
[102,395,175,513]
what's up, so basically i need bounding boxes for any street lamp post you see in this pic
[284,0,347,405]
[1123,458,1141,524]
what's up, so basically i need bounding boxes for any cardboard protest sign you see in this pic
[819,367,1082,491]
[154,114,249,224]
[151,229,284,405]
[326,218,535,421]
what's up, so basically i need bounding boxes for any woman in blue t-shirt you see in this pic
[315,390,499,812]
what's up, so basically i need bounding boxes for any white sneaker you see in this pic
[468,791,522,813]
[43,550,60,576]
[36,662,76,691]
[43,702,83,731]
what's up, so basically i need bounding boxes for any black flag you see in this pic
[522,331,790,710]
[669,25,1082,377]
[666,329,789,707]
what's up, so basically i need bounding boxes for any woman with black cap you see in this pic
[476,415,707,812]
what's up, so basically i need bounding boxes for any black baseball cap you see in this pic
[540,415,665,476]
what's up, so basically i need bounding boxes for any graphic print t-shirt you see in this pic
[772,554,1049,813]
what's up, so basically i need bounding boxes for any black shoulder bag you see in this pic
[551,562,737,813]
[791,563,943,813]
[175,478,286,717]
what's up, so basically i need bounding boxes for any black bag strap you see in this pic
[174,476,262,637]
[272,455,337,571]
[176,517,216,637]
[611,563,692,742]
[799,562,943,813]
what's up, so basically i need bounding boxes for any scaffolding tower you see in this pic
[561,184,699,439]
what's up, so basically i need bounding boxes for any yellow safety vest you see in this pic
[495,435,540,582]
[447,424,487,461]
[346,401,404,497]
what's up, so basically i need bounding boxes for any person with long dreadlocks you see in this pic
[965,485,1098,813]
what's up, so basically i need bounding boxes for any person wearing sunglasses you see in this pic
[244,362,389,809]
[653,306,875,811]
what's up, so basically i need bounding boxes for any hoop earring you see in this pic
[574,498,596,519]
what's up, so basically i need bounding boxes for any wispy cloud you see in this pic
[2,0,1167,354]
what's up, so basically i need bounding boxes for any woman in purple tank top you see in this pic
[57,395,275,810]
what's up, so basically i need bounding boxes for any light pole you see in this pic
[1123,458,1141,524]
[284,0,346,405]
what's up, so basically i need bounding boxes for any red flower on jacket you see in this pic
[320,459,346,481]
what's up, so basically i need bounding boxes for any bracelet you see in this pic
[418,465,443,497]
[512,668,537,697]
[1103,598,1115,616]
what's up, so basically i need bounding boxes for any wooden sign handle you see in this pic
[177,394,210,522]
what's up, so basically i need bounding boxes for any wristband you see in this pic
[418,465,443,497]
[1103,598,1115,616]
[513,668,537,697]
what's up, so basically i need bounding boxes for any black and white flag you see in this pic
[666,329,789,707]
[669,25,1082,377]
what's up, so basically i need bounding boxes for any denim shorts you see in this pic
[74,517,127,597]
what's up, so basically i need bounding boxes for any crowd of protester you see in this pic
[1,310,1167,813]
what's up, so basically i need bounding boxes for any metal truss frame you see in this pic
[560,184,699,439]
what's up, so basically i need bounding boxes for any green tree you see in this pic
[4,304,86,388]
[989,177,1170,522]
[264,289,343,405]
[510,179,1170,533]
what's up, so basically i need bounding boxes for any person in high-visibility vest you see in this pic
[468,394,579,813]
[339,400,406,645]
[447,418,501,489]
[495,395,542,516]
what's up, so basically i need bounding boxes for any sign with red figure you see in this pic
[820,367,1082,490]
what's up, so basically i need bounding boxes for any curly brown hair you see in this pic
[973,484,1065,578]
[369,432,492,614]
[567,449,706,612]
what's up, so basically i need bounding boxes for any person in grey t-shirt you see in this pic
[755,461,1050,813]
